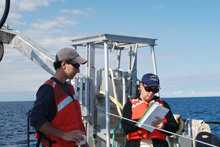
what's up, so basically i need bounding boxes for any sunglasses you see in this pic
[66,61,80,69]
[143,85,159,93]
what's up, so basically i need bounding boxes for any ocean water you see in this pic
[163,97,220,139]
[0,97,220,146]
[0,101,36,147]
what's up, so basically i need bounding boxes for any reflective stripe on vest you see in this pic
[57,95,72,112]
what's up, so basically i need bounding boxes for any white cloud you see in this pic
[3,0,66,29]
[19,15,79,52]
[72,10,85,15]
[30,16,77,30]
[38,36,75,51]
[9,20,27,27]
[22,27,85,53]
[11,0,55,12]
[8,12,23,20]
[0,47,51,92]
[61,8,91,18]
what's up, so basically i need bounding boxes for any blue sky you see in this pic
[0,0,220,101]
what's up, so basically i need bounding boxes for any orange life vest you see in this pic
[36,79,86,147]
[126,99,167,140]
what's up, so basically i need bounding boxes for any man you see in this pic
[122,73,179,147]
[30,48,89,147]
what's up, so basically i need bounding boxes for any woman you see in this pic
[122,73,179,147]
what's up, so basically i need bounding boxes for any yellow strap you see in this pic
[97,91,124,110]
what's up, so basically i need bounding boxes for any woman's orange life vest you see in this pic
[126,99,167,140]
[36,79,86,147]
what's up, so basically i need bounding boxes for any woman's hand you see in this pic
[151,117,165,129]
[81,142,89,147]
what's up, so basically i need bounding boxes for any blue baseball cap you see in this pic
[141,73,160,87]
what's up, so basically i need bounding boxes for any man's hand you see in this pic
[62,130,85,143]
[39,122,87,144]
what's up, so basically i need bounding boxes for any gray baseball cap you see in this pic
[55,48,87,64]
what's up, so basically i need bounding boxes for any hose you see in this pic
[0,41,4,62]
[118,69,126,106]
[109,69,122,116]
[112,119,122,147]
[0,0,10,28]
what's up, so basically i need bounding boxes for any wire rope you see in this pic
[81,103,219,147]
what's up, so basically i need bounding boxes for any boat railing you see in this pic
[25,110,36,147]
[78,102,220,147]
